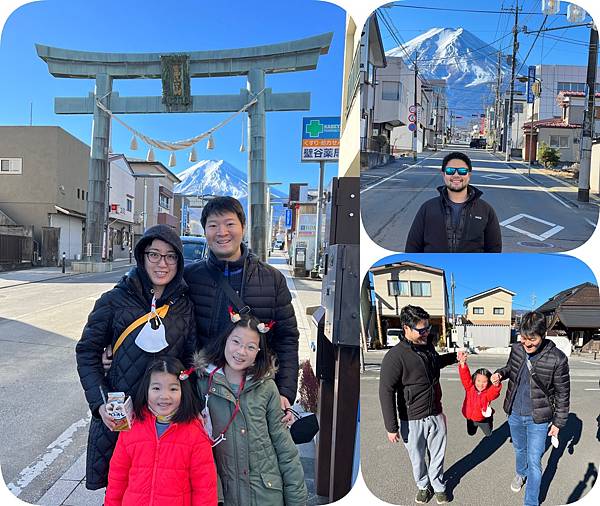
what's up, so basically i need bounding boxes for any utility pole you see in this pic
[578,24,598,203]
[434,91,440,151]
[505,2,520,161]
[451,272,456,326]
[494,51,502,152]
[413,52,418,161]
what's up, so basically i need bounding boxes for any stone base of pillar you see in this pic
[72,261,113,273]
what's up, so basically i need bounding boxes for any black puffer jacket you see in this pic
[379,334,457,431]
[405,185,502,252]
[184,245,299,403]
[495,339,570,428]
[75,225,196,490]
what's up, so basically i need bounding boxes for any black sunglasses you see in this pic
[410,324,432,335]
[444,167,470,176]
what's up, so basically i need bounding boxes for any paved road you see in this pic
[361,146,599,252]
[0,265,132,504]
[361,350,600,505]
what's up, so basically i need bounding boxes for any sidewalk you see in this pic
[0,258,133,290]
[35,250,327,506]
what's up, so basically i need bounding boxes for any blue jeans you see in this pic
[508,414,548,506]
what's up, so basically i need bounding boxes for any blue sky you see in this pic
[382,0,595,67]
[372,253,598,313]
[0,0,344,191]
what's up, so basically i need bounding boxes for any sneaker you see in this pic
[511,474,526,492]
[415,488,433,503]
[435,491,450,504]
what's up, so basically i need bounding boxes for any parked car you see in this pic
[386,328,402,347]
[181,236,208,266]
[469,138,487,149]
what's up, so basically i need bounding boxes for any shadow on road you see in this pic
[567,462,597,504]
[596,413,600,442]
[539,413,583,503]
[444,421,511,499]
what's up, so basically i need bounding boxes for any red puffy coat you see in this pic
[105,410,217,506]
[459,363,502,422]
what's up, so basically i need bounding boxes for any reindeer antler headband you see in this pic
[228,306,275,334]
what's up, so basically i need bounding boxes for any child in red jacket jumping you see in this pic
[457,351,502,437]
[105,357,217,506]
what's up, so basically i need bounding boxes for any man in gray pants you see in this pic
[379,305,458,504]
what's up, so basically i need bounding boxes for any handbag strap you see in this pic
[525,358,552,398]
[207,267,251,315]
[113,304,170,355]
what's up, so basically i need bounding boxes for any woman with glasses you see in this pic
[75,224,197,492]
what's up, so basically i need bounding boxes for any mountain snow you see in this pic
[387,27,522,114]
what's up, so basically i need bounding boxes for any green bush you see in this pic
[538,142,560,168]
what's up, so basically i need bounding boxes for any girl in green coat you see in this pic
[194,313,307,506]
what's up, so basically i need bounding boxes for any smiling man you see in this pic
[405,151,502,253]
[491,311,570,506]
[184,196,299,419]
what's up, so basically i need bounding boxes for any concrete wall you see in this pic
[537,127,579,163]
[453,324,511,348]
[0,126,88,244]
[591,143,600,195]
[465,290,513,325]
[373,266,446,318]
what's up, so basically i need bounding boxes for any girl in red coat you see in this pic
[105,357,217,506]
[457,351,502,437]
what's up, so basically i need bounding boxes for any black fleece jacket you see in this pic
[495,339,570,428]
[379,334,457,432]
[405,185,502,253]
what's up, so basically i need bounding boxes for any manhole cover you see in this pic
[517,241,555,248]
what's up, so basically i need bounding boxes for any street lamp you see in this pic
[266,182,282,255]
[517,75,542,175]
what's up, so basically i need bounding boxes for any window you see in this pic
[410,281,431,297]
[473,307,484,315]
[382,81,401,101]
[126,198,133,212]
[388,280,409,296]
[493,307,505,315]
[549,135,569,148]
[0,158,23,174]
[159,194,170,210]
[557,82,586,93]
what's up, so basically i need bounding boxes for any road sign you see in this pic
[408,123,417,132]
[285,208,292,229]
[301,116,340,162]
[408,113,417,123]
[409,105,417,113]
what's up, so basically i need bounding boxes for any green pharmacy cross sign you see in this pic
[301,116,340,162]
[305,119,325,138]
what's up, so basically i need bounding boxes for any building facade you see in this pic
[463,287,515,325]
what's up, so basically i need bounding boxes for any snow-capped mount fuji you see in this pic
[174,159,287,203]
[387,27,522,116]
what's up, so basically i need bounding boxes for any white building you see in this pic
[107,155,136,260]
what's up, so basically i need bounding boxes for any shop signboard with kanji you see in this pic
[301,116,340,162]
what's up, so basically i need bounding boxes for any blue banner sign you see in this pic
[527,66,536,104]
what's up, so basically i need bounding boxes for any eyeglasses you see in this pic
[229,337,260,354]
[444,167,470,176]
[144,251,178,265]
[410,324,432,336]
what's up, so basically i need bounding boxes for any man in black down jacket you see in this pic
[491,311,570,506]
[184,196,299,420]
[405,152,502,252]
[379,305,457,504]
[76,225,196,489]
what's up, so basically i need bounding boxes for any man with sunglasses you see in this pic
[491,311,570,506]
[405,151,502,253]
[379,305,458,504]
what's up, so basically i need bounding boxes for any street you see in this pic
[361,350,600,506]
[360,146,599,252]
[0,264,133,504]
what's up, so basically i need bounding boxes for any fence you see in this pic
[0,230,33,269]
[451,324,511,349]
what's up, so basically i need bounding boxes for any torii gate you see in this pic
[36,33,333,264]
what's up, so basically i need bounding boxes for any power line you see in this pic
[390,3,561,15]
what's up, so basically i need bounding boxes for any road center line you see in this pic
[360,152,438,194]
[7,414,90,496]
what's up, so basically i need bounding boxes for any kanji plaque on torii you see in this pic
[36,33,333,265]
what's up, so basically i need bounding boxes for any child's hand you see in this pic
[99,404,119,431]
[457,350,468,365]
